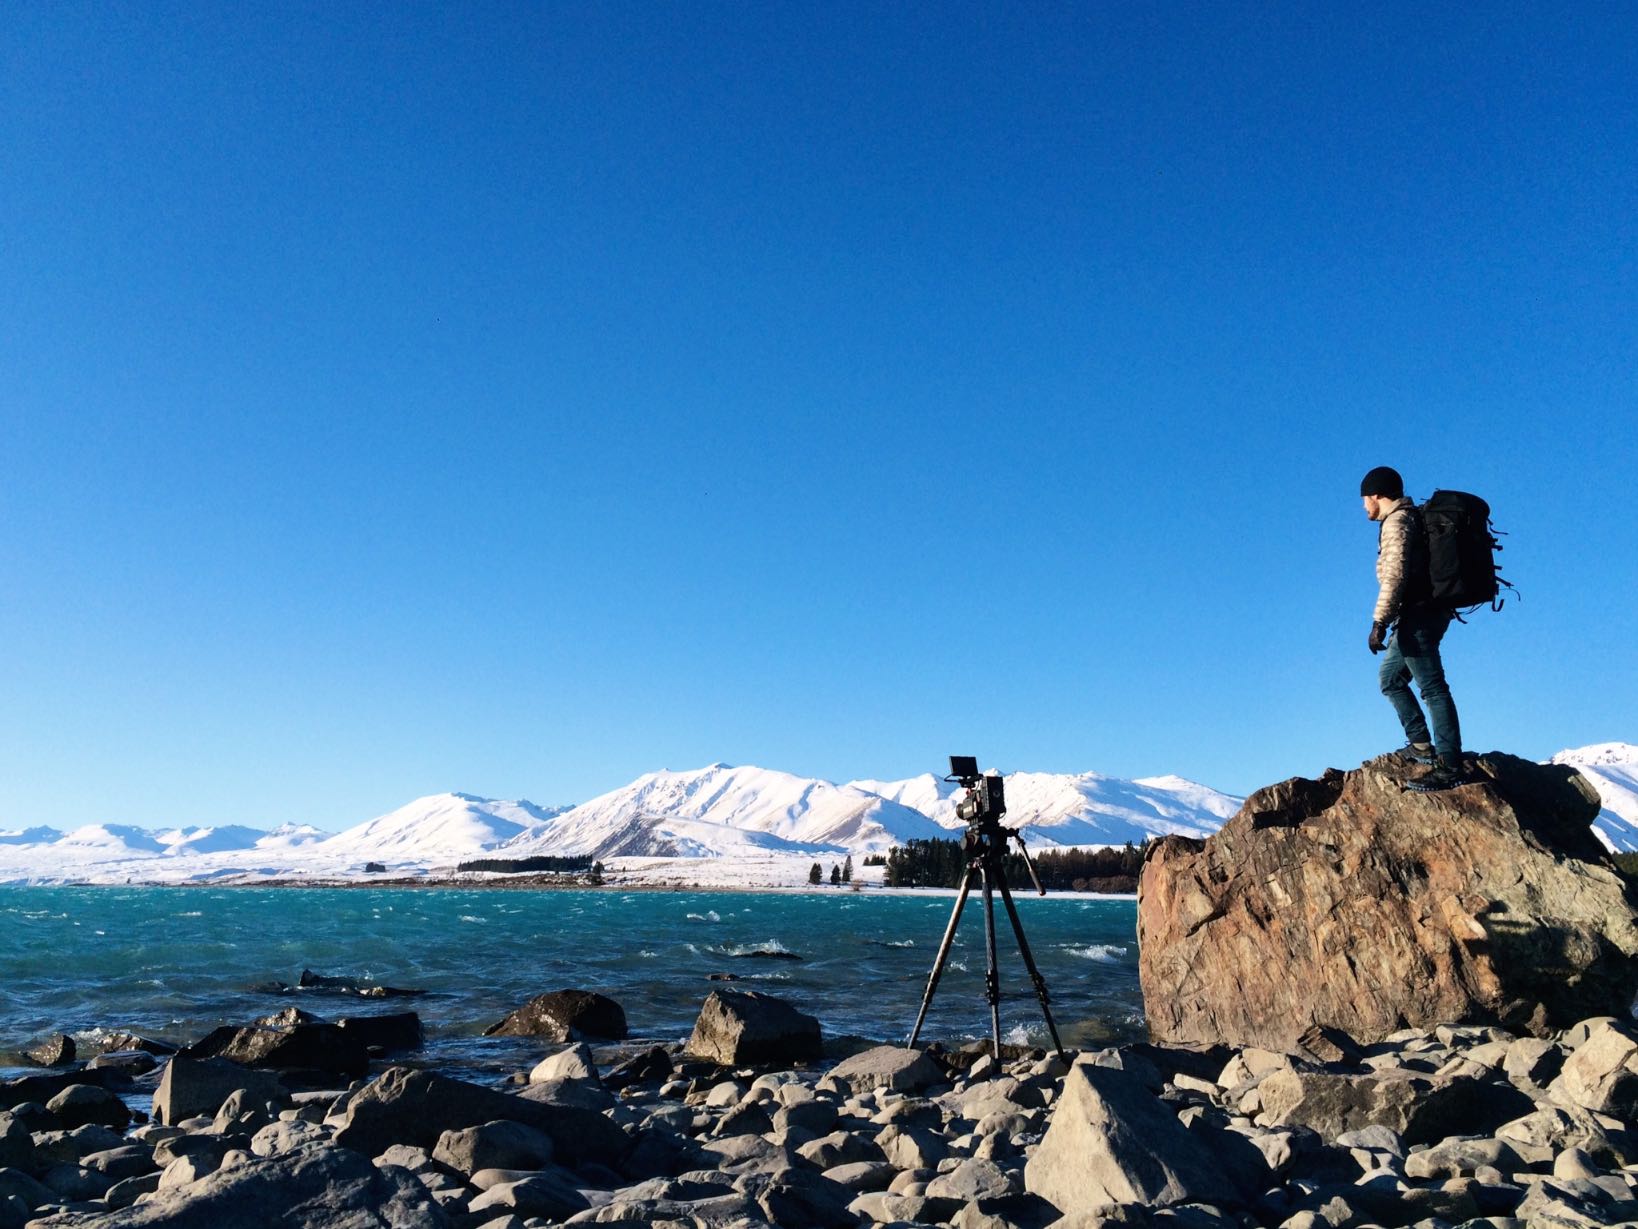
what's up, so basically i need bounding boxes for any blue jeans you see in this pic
[1379,607,1462,764]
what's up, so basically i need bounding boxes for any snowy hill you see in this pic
[316,792,571,867]
[0,826,62,846]
[849,769,1241,845]
[154,825,275,857]
[497,764,951,859]
[1551,743,1638,851]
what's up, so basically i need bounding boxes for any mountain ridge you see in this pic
[0,744,1632,883]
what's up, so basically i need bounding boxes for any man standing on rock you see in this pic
[1361,466,1469,792]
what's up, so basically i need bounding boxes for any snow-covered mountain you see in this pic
[497,764,952,859]
[1552,743,1638,851]
[0,826,62,846]
[316,793,571,866]
[850,770,1239,846]
[1,744,1631,882]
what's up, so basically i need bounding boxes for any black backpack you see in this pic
[1421,490,1512,612]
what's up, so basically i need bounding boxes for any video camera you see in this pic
[947,755,1006,827]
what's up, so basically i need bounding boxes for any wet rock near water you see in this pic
[22,1036,76,1069]
[685,989,823,1067]
[256,969,425,999]
[1140,751,1638,1050]
[483,990,628,1043]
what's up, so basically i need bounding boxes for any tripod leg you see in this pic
[907,865,977,1049]
[995,869,1066,1057]
[980,863,1002,1059]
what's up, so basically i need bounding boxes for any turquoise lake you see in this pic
[0,886,1143,1080]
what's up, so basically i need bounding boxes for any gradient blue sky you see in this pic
[3,3,1634,831]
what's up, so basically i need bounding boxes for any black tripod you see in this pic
[907,758,1065,1059]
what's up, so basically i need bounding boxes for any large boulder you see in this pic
[825,1046,944,1094]
[22,1141,446,1227]
[482,989,627,1042]
[332,1065,628,1170]
[1139,753,1638,1049]
[684,990,823,1066]
[151,1057,287,1126]
[180,1021,370,1078]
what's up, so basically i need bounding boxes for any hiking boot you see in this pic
[1405,762,1475,793]
[1384,742,1437,767]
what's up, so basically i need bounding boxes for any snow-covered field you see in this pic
[0,744,1633,886]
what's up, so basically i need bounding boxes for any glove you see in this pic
[1368,621,1388,654]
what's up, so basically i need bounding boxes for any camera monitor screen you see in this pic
[948,755,979,779]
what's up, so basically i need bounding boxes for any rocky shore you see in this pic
[3,984,1638,1229]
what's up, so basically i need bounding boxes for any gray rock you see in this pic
[1402,1135,1523,1179]
[332,1066,628,1170]
[710,1099,773,1138]
[754,1175,857,1228]
[528,1042,599,1084]
[1548,1018,1638,1119]
[683,990,822,1067]
[1256,1067,1532,1145]
[0,1113,36,1172]
[797,1129,885,1169]
[772,1098,837,1136]
[181,1022,370,1078]
[483,989,627,1042]
[0,1168,54,1213]
[821,1159,896,1191]
[248,1119,329,1157]
[876,1123,949,1170]
[924,1156,1017,1201]
[80,1146,157,1182]
[33,1124,128,1164]
[514,1076,616,1114]
[39,1161,114,1201]
[1496,1104,1634,1166]
[826,1046,945,1095]
[334,1011,422,1053]
[103,1171,163,1210]
[467,1170,591,1222]
[87,1050,158,1077]
[432,1119,556,1175]
[1516,1174,1638,1227]
[153,1133,245,1169]
[26,1141,449,1227]
[24,1035,76,1068]
[151,1057,287,1127]
[1023,1063,1239,1214]
[1502,1035,1565,1088]
[699,1132,800,1176]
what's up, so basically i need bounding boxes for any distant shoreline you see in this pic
[0,875,1137,899]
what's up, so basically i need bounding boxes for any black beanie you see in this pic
[1359,466,1404,498]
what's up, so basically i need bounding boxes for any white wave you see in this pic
[686,910,721,922]
[1065,943,1128,961]
[458,915,487,924]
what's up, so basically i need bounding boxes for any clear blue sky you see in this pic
[3,3,1634,831]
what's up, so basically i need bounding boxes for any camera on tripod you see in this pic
[948,755,1006,827]
[908,753,1065,1058]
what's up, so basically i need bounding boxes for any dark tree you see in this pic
[829,864,841,885]
[842,854,853,883]
[808,862,823,885]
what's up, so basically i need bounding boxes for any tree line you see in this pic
[456,855,598,875]
[881,838,1149,892]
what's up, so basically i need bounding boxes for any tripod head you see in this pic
[946,754,1044,895]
